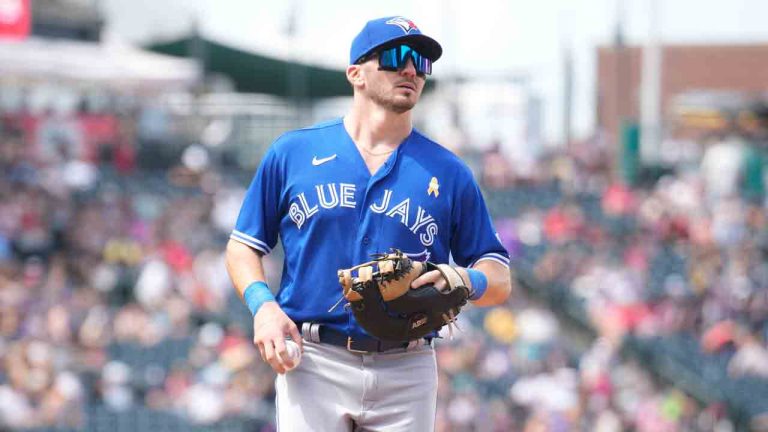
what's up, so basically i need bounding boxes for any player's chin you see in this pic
[390,94,419,112]
[389,101,416,114]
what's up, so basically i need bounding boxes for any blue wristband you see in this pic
[466,269,488,301]
[242,281,276,316]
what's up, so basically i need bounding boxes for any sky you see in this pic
[101,0,768,144]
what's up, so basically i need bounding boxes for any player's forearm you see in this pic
[468,260,512,306]
[225,239,268,298]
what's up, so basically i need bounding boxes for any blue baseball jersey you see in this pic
[231,118,509,338]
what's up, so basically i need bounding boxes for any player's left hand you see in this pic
[410,266,471,292]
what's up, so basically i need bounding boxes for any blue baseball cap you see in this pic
[350,16,443,65]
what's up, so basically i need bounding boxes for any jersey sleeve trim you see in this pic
[470,253,510,268]
[230,230,272,254]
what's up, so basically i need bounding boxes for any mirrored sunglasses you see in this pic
[376,44,433,76]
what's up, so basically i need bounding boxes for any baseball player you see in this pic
[225,16,513,431]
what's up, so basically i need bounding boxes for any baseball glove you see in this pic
[337,249,471,341]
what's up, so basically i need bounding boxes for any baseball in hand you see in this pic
[282,340,302,371]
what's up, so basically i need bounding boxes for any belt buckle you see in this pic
[346,337,370,354]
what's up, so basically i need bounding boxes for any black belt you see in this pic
[300,323,432,354]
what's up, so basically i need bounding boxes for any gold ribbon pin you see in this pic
[427,177,440,197]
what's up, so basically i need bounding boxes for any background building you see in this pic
[597,43,768,149]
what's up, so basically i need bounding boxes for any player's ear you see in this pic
[346,65,365,89]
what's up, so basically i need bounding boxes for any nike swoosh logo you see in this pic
[312,154,337,166]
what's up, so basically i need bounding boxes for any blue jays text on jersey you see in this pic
[288,184,440,247]
[231,118,510,338]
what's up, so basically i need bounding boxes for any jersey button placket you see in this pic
[358,150,399,256]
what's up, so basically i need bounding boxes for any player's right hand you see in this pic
[252,302,303,374]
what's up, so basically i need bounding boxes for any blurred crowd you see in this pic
[0,110,281,430]
[471,127,768,430]
[434,304,736,432]
[2,105,768,431]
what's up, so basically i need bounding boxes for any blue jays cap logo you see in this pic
[386,17,419,34]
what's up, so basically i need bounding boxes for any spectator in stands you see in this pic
[700,127,748,204]
[728,328,768,378]
[482,140,514,189]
